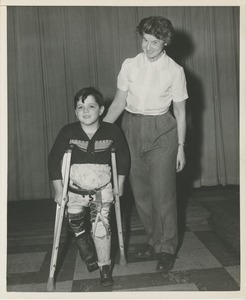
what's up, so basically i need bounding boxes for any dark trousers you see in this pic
[122,110,178,255]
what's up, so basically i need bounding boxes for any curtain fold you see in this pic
[7,6,239,201]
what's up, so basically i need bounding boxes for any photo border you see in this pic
[1,1,245,299]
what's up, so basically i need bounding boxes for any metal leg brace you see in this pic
[91,191,111,239]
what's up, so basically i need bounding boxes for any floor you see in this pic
[6,185,241,295]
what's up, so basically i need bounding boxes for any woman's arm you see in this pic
[118,175,126,197]
[173,100,187,172]
[103,88,128,123]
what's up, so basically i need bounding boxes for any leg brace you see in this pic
[89,190,112,238]
[67,181,113,267]
[68,183,112,239]
[67,208,98,272]
[89,192,112,267]
[67,209,86,234]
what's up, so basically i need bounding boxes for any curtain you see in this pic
[7,6,239,201]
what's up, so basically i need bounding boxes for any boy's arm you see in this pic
[48,126,69,180]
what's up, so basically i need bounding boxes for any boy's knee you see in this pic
[93,221,110,238]
[89,201,112,238]
[67,210,86,234]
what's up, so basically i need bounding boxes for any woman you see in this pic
[103,16,188,273]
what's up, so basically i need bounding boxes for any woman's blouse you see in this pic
[117,52,188,115]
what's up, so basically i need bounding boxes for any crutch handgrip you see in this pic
[110,147,117,153]
[67,143,76,151]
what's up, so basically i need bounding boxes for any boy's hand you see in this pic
[54,190,63,206]
[52,179,65,206]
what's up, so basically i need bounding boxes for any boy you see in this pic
[48,87,129,286]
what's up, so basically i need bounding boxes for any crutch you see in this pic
[47,144,74,292]
[111,147,127,266]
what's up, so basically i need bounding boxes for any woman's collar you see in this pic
[143,50,166,64]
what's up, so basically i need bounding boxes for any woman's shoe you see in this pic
[135,244,155,259]
[156,252,175,273]
[100,265,114,286]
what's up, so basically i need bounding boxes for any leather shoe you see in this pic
[135,244,155,259]
[100,265,114,286]
[156,252,175,273]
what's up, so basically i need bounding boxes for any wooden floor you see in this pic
[6,185,241,295]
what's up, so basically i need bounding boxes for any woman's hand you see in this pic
[176,146,186,172]
[117,175,125,197]
[103,88,128,123]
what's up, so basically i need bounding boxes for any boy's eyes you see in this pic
[77,105,96,110]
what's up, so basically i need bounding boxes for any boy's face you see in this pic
[75,95,104,126]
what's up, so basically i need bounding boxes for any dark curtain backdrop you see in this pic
[7,6,239,201]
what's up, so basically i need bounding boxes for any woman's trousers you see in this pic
[122,110,178,255]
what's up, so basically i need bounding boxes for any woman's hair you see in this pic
[74,87,104,109]
[136,16,175,46]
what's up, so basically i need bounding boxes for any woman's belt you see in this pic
[125,110,168,117]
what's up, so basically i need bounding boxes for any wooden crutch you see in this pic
[111,147,127,266]
[47,144,74,292]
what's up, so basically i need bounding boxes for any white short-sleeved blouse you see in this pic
[117,52,188,115]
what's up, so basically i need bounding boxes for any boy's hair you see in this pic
[74,87,104,109]
[136,16,174,46]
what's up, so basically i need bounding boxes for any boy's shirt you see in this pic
[48,121,129,181]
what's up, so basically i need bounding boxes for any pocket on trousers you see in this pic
[153,113,177,149]
[155,112,176,137]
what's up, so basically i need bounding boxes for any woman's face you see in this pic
[141,33,164,61]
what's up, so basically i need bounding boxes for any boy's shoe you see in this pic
[76,233,99,272]
[100,265,114,286]
[156,252,175,273]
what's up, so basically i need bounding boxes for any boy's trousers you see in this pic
[67,164,114,267]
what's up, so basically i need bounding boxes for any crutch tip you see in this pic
[119,257,127,266]
[47,277,56,292]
